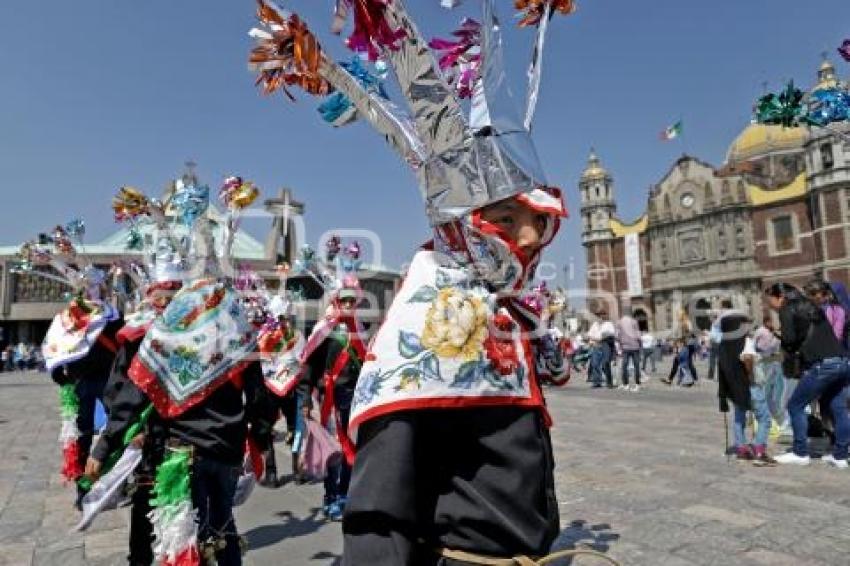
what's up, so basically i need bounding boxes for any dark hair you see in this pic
[803,279,833,298]
[764,282,801,300]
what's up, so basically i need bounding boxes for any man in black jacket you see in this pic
[765,283,850,468]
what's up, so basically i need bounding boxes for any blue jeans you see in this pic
[787,358,850,459]
[733,385,771,448]
[589,346,604,385]
[191,455,241,565]
[621,349,641,385]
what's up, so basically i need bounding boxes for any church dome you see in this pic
[725,123,806,163]
[581,148,610,181]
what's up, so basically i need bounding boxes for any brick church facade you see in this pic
[581,59,850,333]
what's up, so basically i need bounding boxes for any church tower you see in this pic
[579,149,618,315]
[579,149,616,245]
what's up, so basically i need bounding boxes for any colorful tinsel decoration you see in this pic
[149,448,200,566]
[219,176,260,210]
[807,88,850,127]
[838,39,850,63]
[429,18,482,99]
[58,383,83,482]
[515,0,577,28]
[250,2,333,100]
[318,57,389,124]
[753,81,806,128]
[171,183,210,227]
[332,0,406,61]
[112,186,150,222]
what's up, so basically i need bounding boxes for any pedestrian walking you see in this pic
[616,308,642,391]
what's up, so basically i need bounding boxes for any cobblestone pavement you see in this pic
[3,366,850,565]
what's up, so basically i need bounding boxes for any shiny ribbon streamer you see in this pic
[318,57,388,125]
[335,0,407,61]
[839,39,850,63]
[170,183,209,226]
[523,1,551,130]
[515,0,576,28]
[754,81,805,128]
[113,186,150,222]
[319,56,429,168]
[65,219,86,242]
[250,2,333,100]
[219,176,259,210]
[428,18,481,99]
[805,88,850,126]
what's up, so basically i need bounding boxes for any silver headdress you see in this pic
[293,235,363,299]
[249,0,570,225]
[14,220,110,300]
[111,173,262,291]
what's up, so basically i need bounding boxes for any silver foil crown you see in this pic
[251,0,560,225]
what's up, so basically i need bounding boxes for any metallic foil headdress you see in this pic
[249,0,570,225]
[14,220,111,300]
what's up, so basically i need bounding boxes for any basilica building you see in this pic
[581,58,850,333]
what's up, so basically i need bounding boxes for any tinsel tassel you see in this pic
[164,545,201,566]
[61,440,83,482]
[150,449,198,565]
[59,383,80,418]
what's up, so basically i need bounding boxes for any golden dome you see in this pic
[581,148,610,181]
[726,123,806,163]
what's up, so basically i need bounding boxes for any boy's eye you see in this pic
[496,216,514,227]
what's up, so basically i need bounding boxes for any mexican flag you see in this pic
[659,120,683,141]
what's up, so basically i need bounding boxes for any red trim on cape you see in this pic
[127,356,250,419]
[96,333,118,354]
[117,323,151,345]
[349,394,548,434]
[320,350,358,465]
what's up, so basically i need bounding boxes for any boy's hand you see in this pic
[84,457,102,481]
[301,405,312,420]
[130,433,145,449]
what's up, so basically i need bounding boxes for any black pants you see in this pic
[192,455,242,566]
[279,392,297,433]
[342,407,559,565]
[128,481,154,565]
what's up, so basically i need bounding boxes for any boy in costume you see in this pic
[295,238,366,520]
[21,223,124,508]
[84,178,278,566]
[248,0,572,561]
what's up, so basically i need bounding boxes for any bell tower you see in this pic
[579,149,616,245]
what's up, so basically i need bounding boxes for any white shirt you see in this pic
[641,333,655,349]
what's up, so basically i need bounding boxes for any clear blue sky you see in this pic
[2,1,848,288]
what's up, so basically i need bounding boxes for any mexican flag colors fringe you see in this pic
[58,383,83,482]
[149,448,200,566]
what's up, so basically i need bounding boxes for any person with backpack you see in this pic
[766,283,850,468]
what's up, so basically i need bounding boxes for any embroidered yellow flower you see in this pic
[421,288,488,360]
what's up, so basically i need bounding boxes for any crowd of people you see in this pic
[0,341,46,372]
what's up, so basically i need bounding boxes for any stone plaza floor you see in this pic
[1,367,849,565]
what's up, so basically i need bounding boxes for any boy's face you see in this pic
[478,198,549,258]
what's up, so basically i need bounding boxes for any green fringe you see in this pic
[77,404,155,492]
[59,384,80,418]
[150,448,192,509]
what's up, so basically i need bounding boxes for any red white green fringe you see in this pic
[58,383,83,482]
[149,448,200,566]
